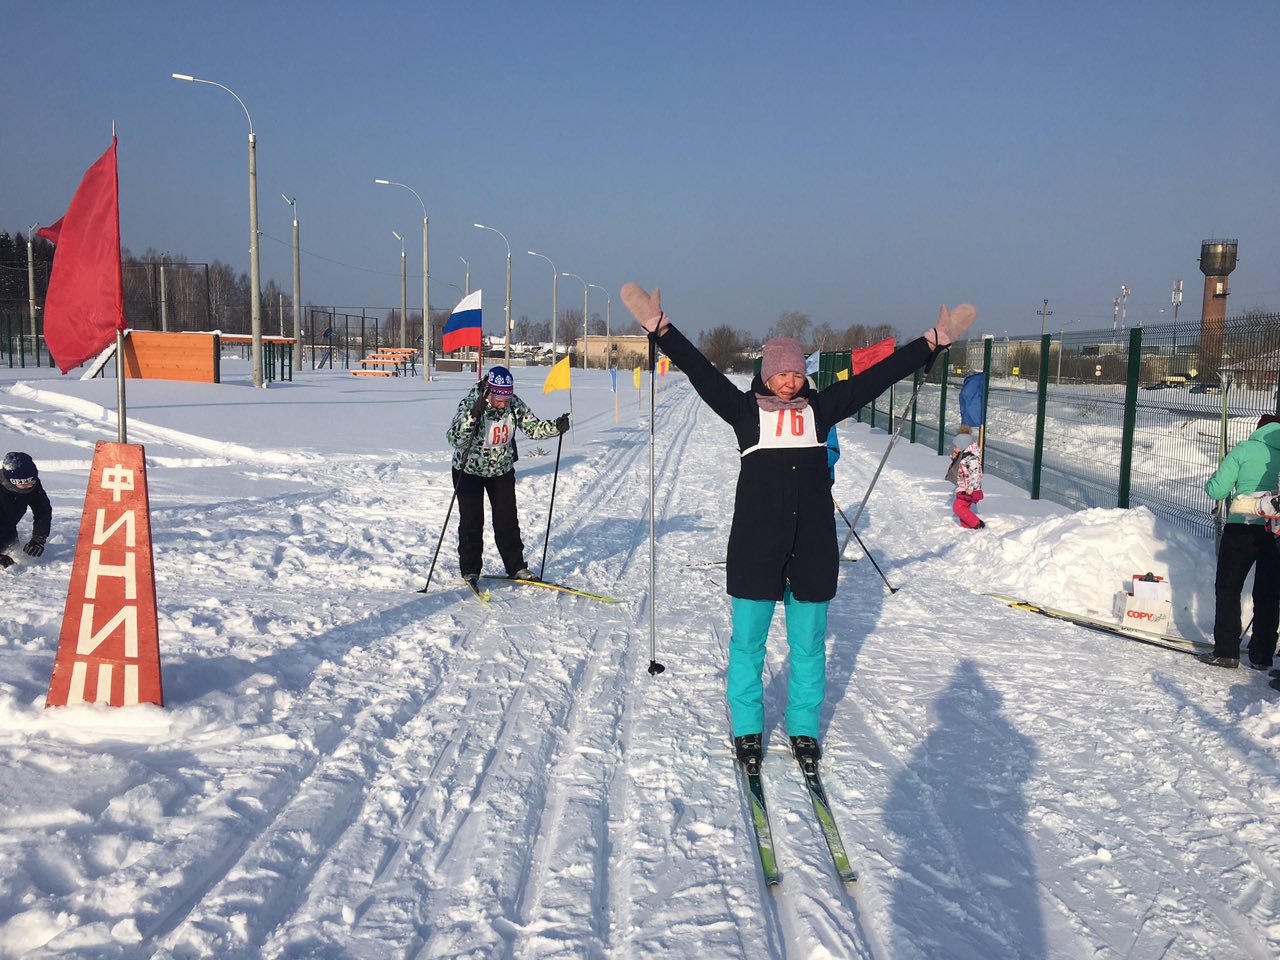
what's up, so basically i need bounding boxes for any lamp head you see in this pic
[171,72,195,82]
[375,178,391,185]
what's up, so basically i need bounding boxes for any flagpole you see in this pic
[112,122,127,444]
[116,330,127,443]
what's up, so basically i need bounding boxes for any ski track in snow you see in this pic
[1,371,1278,959]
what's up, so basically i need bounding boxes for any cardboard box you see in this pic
[1113,592,1178,635]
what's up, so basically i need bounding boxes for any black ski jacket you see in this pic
[654,324,934,602]
[0,476,52,544]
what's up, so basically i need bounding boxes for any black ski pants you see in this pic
[453,467,527,579]
[1213,523,1280,663]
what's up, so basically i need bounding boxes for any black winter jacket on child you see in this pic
[0,476,51,545]
[655,324,934,602]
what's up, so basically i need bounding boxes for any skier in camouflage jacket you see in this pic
[445,366,569,585]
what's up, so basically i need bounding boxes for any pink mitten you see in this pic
[925,303,978,348]
[621,283,670,335]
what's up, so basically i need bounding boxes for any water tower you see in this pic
[1198,238,1237,377]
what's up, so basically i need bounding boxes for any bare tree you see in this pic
[767,310,812,345]
[810,321,837,354]
[513,314,533,346]
[699,324,756,373]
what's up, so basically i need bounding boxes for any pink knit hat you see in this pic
[760,337,805,384]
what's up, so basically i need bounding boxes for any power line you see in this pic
[259,231,417,281]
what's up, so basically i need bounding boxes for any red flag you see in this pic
[850,336,895,374]
[36,138,125,374]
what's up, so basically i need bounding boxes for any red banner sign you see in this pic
[46,442,163,708]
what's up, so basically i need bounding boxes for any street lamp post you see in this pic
[528,251,558,364]
[563,272,589,368]
[474,224,512,365]
[281,195,302,370]
[588,283,611,370]
[172,72,264,387]
[460,257,470,296]
[375,179,430,376]
[392,231,406,347]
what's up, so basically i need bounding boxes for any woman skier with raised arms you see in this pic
[621,283,976,766]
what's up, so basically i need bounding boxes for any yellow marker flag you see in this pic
[633,365,642,390]
[543,355,571,393]
[836,368,850,381]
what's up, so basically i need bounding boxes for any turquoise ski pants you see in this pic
[728,590,829,738]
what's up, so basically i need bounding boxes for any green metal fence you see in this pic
[1,308,48,368]
[830,312,1280,539]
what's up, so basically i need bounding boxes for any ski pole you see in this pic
[834,497,897,593]
[839,374,930,558]
[420,389,487,593]
[647,335,666,676]
[538,430,565,580]
[420,487,457,594]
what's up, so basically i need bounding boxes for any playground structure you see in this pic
[98,330,297,384]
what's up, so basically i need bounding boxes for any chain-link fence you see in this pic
[827,313,1280,539]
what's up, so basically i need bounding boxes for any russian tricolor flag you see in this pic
[442,290,482,353]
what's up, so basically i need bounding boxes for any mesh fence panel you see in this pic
[833,313,1280,539]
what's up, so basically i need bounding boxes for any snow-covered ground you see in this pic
[1,358,1277,959]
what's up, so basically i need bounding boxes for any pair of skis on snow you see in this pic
[458,575,620,605]
[737,750,857,887]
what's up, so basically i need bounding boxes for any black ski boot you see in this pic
[790,735,822,763]
[734,733,763,771]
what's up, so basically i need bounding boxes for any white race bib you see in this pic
[742,406,820,456]
[483,414,514,449]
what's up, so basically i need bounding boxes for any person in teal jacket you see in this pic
[1201,416,1280,669]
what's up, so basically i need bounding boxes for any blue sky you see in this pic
[5,1,1278,340]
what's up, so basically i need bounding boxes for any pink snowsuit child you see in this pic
[948,431,985,529]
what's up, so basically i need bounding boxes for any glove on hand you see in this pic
[621,283,670,336]
[0,554,13,569]
[555,413,570,434]
[924,304,978,348]
[470,388,489,420]
[24,537,45,557]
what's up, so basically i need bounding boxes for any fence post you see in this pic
[1117,325,1143,508]
[936,349,950,456]
[1031,333,1051,499]
[910,368,920,443]
[980,336,993,466]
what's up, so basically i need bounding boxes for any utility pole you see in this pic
[1038,299,1053,338]
[27,225,39,365]
[159,258,169,331]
